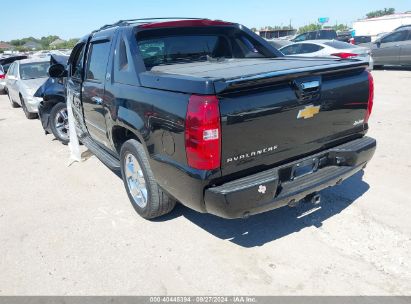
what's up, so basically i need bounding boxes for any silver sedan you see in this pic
[5,58,50,119]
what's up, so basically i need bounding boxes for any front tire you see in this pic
[50,103,69,145]
[20,96,38,119]
[120,139,176,219]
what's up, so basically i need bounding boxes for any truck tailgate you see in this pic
[218,65,370,175]
[147,57,371,176]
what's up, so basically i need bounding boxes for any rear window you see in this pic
[323,41,358,49]
[136,27,277,70]
[19,62,50,80]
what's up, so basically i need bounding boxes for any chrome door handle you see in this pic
[91,96,103,105]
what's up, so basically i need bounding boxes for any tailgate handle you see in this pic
[292,77,322,103]
[300,80,320,91]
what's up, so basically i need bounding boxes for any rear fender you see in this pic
[110,106,147,152]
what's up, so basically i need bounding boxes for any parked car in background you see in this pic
[5,58,50,119]
[0,55,28,94]
[337,31,352,43]
[291,30,337,42]
[352,36,372,46]
[0,55,28,74]
[371,29,411,67]
[35,54,69,144]
[279,40,373,69]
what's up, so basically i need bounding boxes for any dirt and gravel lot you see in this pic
[0,69,410,295]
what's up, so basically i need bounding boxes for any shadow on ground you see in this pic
[373,66,411,71]
[161,171,369,247]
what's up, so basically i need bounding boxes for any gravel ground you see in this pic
[0,69,410,295]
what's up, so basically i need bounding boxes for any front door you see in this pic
[399,31,411,65]
[373,30,408,65]
[82,38,112,146]
[67,42,87,135]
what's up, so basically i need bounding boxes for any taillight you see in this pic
[365,71,374,124]
[0,73,5,79]
[185,95,221,170]
[331,52,358,59]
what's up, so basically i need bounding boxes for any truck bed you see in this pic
[140,57,368,94]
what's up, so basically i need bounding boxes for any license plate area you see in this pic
[291,158,319,180]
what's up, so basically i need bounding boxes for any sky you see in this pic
[1,0,410,41]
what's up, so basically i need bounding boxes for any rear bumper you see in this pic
[204,136,376,219]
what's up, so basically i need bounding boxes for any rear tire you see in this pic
[7,91,20,108]
[50,103,69,145]
[120,139,176,219]
[20,96,38,119]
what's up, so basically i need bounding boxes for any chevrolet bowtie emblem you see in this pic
[297,105,321,119]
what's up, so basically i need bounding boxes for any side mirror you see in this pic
[375,41,381,48]
[48,64,67,78]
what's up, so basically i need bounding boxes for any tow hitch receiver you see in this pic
[305,192,321,205]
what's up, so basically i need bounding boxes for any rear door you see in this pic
[82,32,114,146]
[373,31,408,65]
[399,30,411,65]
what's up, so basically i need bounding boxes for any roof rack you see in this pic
[96,17,208,32]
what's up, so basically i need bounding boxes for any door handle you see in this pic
[91,96,103,105]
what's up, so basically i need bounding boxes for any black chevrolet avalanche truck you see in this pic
[50,18,376,219]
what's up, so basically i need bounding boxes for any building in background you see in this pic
[0,42,13,52]
[49,39,66,49]
[353,12,411,40]
[258,29,297,40]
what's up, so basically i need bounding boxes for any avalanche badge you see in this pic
[297,104,321,119]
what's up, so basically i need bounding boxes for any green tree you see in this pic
[10,37,39,47]
[333,24,350,31]
[366,8,395,19]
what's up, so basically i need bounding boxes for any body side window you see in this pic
[113,33,138,85]
[381,31,408,43]
[85,41,111,82]
[299,43,323,54]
